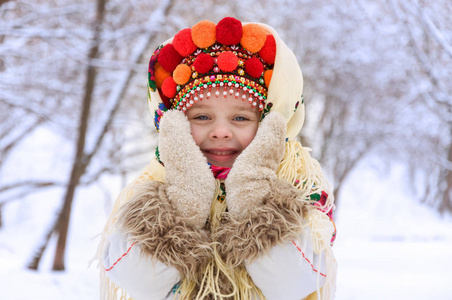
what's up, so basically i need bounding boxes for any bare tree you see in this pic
[23,0,176,271]
[51,0,108,271]
[390,0,452,213]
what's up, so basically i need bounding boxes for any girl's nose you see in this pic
[209,122,232,140]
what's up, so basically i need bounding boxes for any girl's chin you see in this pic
[203,151,240,168]
[208,159,234,168]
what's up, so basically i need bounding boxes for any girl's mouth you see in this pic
[202,149,240,167]
[207,150,236,155]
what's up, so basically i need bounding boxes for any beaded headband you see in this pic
[147,17,276,113]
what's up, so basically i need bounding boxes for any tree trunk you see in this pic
[27,217,59,270]
[52,0,106,271]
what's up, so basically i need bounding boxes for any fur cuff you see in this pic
[116,180,212,281]
[214,178,308,267]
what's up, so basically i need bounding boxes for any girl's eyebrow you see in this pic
[189,104,208,109]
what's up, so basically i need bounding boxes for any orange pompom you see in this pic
[192,20,216,48]
[173,64,192,85]
[155,62,171,88]
[240,24,267,53]
[217,51,238,72]
[173,28,197,56]
[161,77,177,98]
[264,69,273,88]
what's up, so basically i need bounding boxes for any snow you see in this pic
[334,161,452,299]
[1,157,452,299]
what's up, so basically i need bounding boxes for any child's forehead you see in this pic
[188,97,259,113]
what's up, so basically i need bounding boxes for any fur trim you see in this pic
[116,180,213,281]
[214,178,309,267]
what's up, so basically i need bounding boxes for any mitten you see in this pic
[225,111,287,218]
[216,112,308,267]
[159,110,216,228]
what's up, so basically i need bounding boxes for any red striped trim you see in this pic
[104,242,137,272]
[292,240,327,278]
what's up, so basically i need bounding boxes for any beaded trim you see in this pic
[173,74,267,112]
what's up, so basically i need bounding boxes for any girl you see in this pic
[99,17,336,300]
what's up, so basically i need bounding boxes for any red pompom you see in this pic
[158,44,183,73]
[259,35,276,65]
[193,53,214,73]
[158,89,171,109]
[245,57,264,78]
[216,17,242,45]
[217,51,238,72]
[161,76,177,98]
[173,28,198,56]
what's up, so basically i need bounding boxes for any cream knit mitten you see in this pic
[159,110,216,228]
[225,111,287,219]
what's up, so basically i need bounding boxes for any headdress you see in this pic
[147,17,305,139]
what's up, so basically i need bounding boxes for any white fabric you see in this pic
[103,227,327,300]
[246,226,326,300]
[102,230,180,300]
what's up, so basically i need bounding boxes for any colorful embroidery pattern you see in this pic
[260,102,273,121]
[148,45,163,92]
[154,102,168,131]
[310,191,336,245]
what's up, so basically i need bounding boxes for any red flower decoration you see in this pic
[172,28,197,56]
[259,35,276,65]
[193,53,214,73]
[245,57,264,78]
[319,191,334,221]
[216,17,242,45]
[161,76,177,98]
[158,44,183,73]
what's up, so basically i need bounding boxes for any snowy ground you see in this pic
[1,159,452,299]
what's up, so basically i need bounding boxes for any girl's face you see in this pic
[185,94,260,168]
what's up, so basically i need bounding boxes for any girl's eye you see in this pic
[234,116,249,121]
[195,115,209,120]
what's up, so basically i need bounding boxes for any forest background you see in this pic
[1,0,451,299]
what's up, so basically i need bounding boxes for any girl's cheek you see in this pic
[189,125,204,146]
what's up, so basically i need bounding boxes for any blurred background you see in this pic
[1,0,451,299]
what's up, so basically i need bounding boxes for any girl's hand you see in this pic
[159,110,216,228]
[225,111,287,218]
